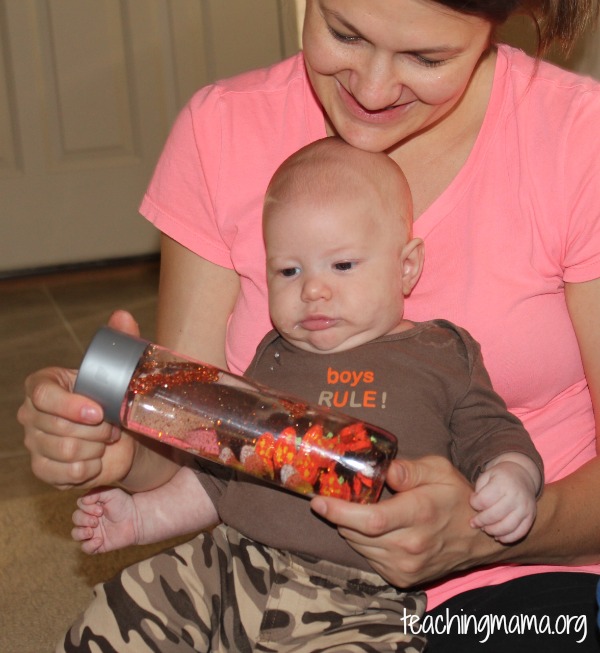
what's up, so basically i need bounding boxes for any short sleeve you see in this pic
[139,86,234,269]
[561,87,600,282]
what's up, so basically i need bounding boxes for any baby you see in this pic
[73,137,542,651]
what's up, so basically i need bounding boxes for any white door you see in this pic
[0,0,299,275]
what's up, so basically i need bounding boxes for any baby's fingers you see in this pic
[79,534,104,555]
[72,507,99,529]
[488,515,532,543]
[71,524,96,544]
[472,509,533,544]
[502,514,535,543]
[77,492,106,510]
[470,499,507,530]
[469,479,502,513]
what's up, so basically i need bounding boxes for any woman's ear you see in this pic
[400,238,424,296]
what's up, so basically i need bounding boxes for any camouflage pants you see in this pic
[58,524,426,652]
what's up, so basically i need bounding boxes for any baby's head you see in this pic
[263,137,423,354]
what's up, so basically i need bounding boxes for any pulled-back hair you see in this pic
[437,0,599,54]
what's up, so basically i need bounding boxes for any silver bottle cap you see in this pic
[74,326,149,424]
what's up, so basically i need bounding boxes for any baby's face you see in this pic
[265,189,410,354]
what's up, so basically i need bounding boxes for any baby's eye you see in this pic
[334,261,356,271]
[280,267,300,277]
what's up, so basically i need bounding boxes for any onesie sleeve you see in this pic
[139,85,234,269]
[192,459,233,509]
[448,326,544,484]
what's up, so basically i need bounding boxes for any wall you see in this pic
[0,0,300,275]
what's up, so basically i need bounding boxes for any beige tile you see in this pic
[0,323,82,392]
[0,286,64,342]
[47,262,159,344]
[0,284,83,454]
[0,454,55,500]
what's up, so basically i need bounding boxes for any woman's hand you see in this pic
[18,310,140,490]
[311,455,500,588]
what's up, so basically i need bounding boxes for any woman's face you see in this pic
[303,0,494,152]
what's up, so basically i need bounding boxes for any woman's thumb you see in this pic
[107,310,140,338]
[386,456,456,492]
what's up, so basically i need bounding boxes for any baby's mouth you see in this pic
[300,315,338,331]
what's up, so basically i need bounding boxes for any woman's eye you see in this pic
[334,261,356,271]
[412,53,445,68]
[327,26,361,44]
[280,267,300,277]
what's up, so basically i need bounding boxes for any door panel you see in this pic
[0,0,299,274]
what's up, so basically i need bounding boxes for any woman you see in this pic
[18,1,600,650]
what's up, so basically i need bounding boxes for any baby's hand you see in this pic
[71,487,141,554]
[469,455,541,544]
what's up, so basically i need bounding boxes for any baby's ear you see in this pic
[400,238,424,295]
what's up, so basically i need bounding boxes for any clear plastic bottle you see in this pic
[75,327,398,503]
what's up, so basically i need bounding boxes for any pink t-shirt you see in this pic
[140,46,600,609]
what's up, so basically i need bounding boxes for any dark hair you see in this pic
[437,0,599,54]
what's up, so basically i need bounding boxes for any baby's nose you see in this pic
[301,276,332,301]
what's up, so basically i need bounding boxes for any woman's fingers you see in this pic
[311,456,498,587]
[18,312,142,490]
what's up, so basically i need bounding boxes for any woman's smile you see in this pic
[336,80,415,124]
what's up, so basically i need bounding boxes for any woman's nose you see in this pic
[349,52,403,111]
[301,276,332,302]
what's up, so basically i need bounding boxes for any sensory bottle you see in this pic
[75,327,398,503]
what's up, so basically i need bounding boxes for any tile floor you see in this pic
[0,261,169,652]
[0,260,160,499]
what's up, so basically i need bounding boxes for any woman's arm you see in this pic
[502,277,600,564]
[490,278,600,566]
[155,235,240,366]
[310,279,600,587]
